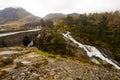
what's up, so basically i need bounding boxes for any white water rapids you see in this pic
[62,32,120,69]
[27,40,33,47]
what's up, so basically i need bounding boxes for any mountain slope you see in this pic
[44,13,65,20]
[68,13,80,17]
[0,7,40,30]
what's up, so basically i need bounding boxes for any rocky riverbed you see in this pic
[0,47,120,80]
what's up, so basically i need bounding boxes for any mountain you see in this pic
[44,13,80,20]
[44,13,65,20]
[68,13,80,17]
[0,7,40,30]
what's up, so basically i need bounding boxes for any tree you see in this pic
[40,19,45,27]
[64,15,73,26]
[45,20,54,28]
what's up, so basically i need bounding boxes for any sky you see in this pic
[0,0,120,17]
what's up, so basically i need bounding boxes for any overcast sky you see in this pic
[0,0,120,17]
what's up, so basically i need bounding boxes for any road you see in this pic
[0,29,40,37]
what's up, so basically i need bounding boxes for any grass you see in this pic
[33,48,93,64]
[33,48,54,57]
[110,77,118,80]
[36,50,53,56]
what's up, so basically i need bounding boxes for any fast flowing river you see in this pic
[62,32,120,69]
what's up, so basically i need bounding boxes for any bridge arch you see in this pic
[0,30,39,47]
[23,36,32,46]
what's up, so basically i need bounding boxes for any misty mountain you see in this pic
[44,13,81,20]
[68,13,80,17]
[44,13,65,20]
[0,7,40,30]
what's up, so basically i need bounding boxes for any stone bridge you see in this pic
[0,29,40,47]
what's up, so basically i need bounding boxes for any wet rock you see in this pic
[15,61,25,68]
[32,58,48,68]
[65,77,73,80]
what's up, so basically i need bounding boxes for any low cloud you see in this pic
[0,0,120,17]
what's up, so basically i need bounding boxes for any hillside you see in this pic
[0,7,40,30]
[44,13,65,20]
[68,13,80,17]
[44,13,80,20]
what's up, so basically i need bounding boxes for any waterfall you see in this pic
[62,32,120,69]
[27,40,33,47]
[27,26,42,47]
[37,34,41,38]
